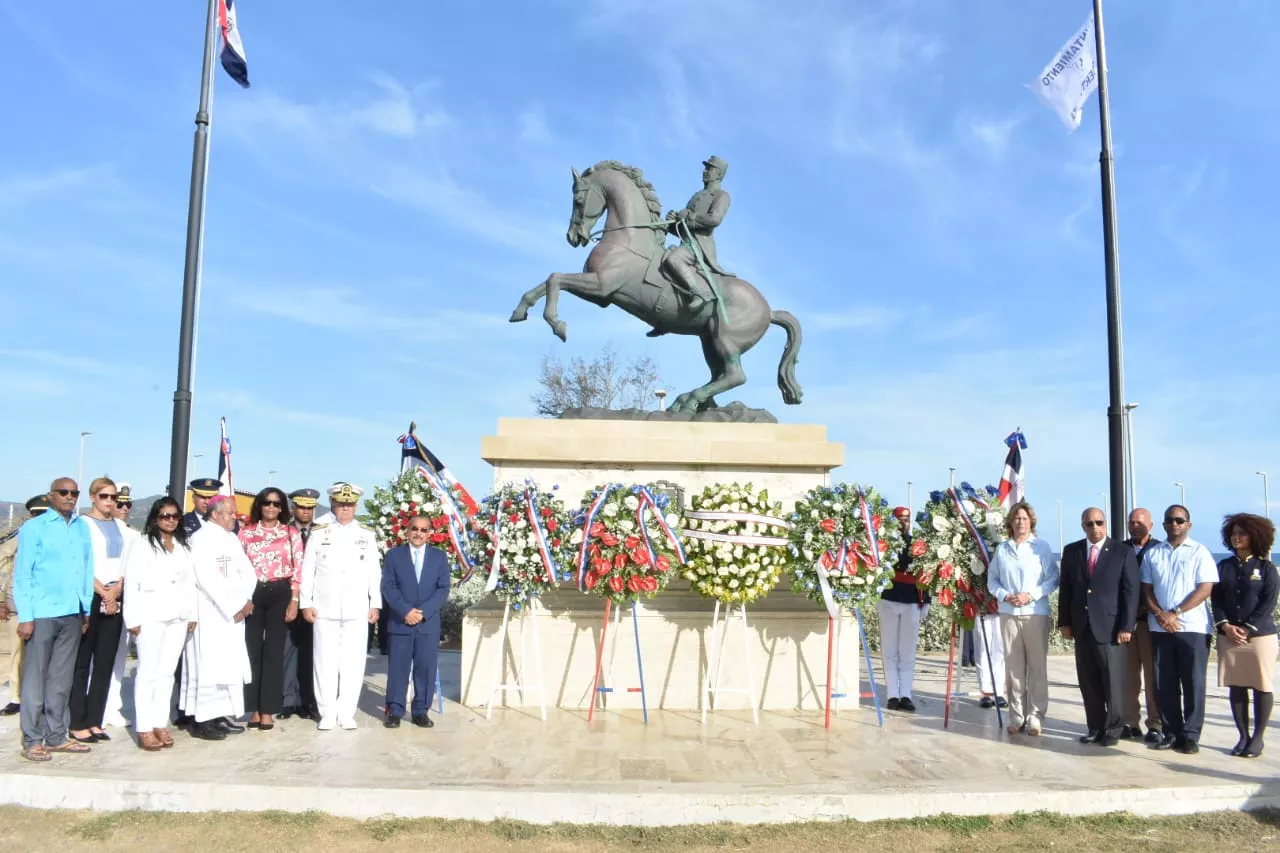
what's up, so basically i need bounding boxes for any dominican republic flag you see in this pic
[217,417,235,497]
[398,423,479,516]
[218,0,250,88]
[997,429,1026,507]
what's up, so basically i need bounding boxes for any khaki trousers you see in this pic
[999,614,1051,726]
[0,616,22,700]
[1123,619,1161,732]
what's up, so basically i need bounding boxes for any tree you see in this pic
[532,346,664,416]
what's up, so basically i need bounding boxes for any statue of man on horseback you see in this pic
[508,157,804,414]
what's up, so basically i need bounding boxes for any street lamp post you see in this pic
[654,389,667,411]
[76,431,92,510]
[1258,471,1271,520]
[268,470,277,486]
[906,480,913,516]
[948,467,956,488]
[1174,482,1186,506]
[1123,402,1139,512]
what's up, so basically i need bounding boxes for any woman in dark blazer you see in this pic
[1212,513,1278,758]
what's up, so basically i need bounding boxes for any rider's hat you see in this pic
[702,155,728,174]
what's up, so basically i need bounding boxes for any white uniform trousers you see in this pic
[313,618,368,726]
[877,600,927,700]
[133,621,188,731]
[102,630,130,726]
[973,614,1006,697]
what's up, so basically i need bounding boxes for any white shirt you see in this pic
[122,537,199,629]
[988,537,1060,617]
[1141,538,1217,634]
[299,520,381,620]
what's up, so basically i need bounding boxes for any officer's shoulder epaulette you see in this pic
[312,523,330,530]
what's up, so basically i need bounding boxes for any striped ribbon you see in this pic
[856,489,880,569]
[636,486,687,567]
[483,510,503,592]
[576,485,617,591]
[814,540,849,619]
[413,467,475,581]
[949,487,991,569]
[681,509,791,547]
[524,488,557,583]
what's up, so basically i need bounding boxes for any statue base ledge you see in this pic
[559,401,777,424]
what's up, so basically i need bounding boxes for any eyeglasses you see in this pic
[157,512,181,521]
[54,489,80,497]
[1084,520,1106,527]
[408,527,431,534]
[262,500,283,508]
[97,493,117,501]
[116,503,132,508]
[1165,517,1189,525]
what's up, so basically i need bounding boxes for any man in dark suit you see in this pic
[1058,507,1141,746]
[1123,507,1162,742]
[380,516,450,728]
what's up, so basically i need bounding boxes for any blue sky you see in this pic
[1,0,1275,548]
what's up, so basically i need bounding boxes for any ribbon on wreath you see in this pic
[813,540,850,619]
[576,484,618,591]
[410,467,475,583]
[949,487,991,569]
[681,509,792,547]
[855,489,881,569]
[483,509,504,592]
[636,486,687,567]
[524,487,558,583]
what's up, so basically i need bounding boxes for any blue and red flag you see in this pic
[997,429,1027,507]
[398,423,479,516]
[218,0,250,88]
[217,416,235,497]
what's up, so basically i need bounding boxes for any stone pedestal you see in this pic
[462,418,860,713]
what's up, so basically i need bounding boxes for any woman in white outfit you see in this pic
[123,498,198,752]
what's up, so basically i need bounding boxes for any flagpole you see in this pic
[167,0,219,505]
[1092,0,1128,543]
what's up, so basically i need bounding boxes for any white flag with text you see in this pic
[1028,14,1098,131]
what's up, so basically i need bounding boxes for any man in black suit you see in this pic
[1123,508,1162,742]
[1058,507,1141,746]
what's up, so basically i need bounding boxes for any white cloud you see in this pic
[809,307,900,331]
[0,349,111,375]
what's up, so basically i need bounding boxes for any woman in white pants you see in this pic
[123,498,198,752]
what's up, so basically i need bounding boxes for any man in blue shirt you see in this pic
[1140,504,1218,754]
[13,478,93,762]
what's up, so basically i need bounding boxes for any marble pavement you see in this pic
[0,651,1276,825]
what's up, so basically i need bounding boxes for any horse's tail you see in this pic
[770,310,803,405]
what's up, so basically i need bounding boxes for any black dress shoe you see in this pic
[411,713,434,728]
[996,697,1009,709]
[214,717,246,734]
[979,696,995,709]
[1079,731,1101,744]
[1242,737,1264,758]
[898,697,916,713]
[1231,737,1249,756]
[0,702,18,716]
[92,731,111,742]
[1096,734,1119,747]
[886,697,901,711]
[1174,740,1199,755]
[175,713,195,729]
[1150,734,1177,750]
[384,716,401,729]
[1144,729,1163,744]
[189,721,226,741]
[278,707,296,720]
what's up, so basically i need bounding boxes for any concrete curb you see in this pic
[2,774,1278,825]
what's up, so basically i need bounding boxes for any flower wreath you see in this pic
[786,483,904,613]
[912,483,1007,629]
[467,481,575,607]
[571,483,686,605]
[362,468,475,583]
[681,482,790,605]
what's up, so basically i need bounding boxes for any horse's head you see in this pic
[566,166,605,248]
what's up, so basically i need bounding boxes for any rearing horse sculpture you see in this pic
[509,160,802,414]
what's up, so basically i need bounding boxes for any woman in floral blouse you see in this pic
[238,488,305,730]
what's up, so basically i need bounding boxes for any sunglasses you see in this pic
[54,488,81,498]
[97,493,117,501]
[262,500,283,508]
[157,512,181,521]
[1084,520,1106,527]
[408,527,431,534]
[1165,517,1189,525]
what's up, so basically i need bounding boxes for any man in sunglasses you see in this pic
[1058,508,1140,746]
[0,495,52,717]
[12,478,94,761]
[1140,504,1218,754]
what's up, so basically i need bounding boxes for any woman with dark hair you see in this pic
[122,498,197,751]
[238,487,305,730]
[1212,512,1278,758]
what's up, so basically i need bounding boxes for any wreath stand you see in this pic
[701,601,759,725]
[943,617,1003,729]
[587,599,649,724]
[482,598,547,721]
[821,610,885,729]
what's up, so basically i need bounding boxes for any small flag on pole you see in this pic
[1028,14,1097,131]
[217,417,235,497]
[398,423,479,516]
[997,429,1027,507]
[218,0,250,88]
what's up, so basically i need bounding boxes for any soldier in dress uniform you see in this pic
[878,506,930,712]
[280,488,321,720]
[658,156,733,314]
[0,495,51,716]
[182,478,222,536]
[299,482,381,730]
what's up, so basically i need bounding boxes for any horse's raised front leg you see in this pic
[543,271,604,342]
[509,280,548,324]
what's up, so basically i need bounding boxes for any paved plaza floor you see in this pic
[0,650,1276,825]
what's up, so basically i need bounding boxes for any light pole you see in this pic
[1174,481,1186,506]
[1056,499,1064,553]
[267,470,277,486]
[948,467,956,488]
[654,389,667,411]
[1258,471,1271,519]
[906,480,913,516]
[76,431,92,509]
[1123,402,1138,512]
[1101,491,1109,520]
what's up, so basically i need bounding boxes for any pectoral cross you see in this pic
[216,555,232,578]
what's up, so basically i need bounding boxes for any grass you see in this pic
[0,806,1273,852]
